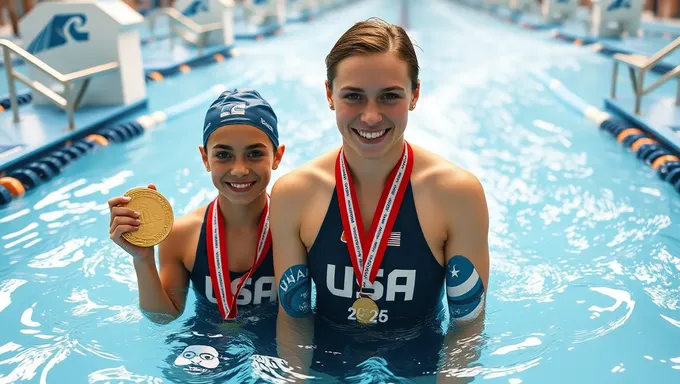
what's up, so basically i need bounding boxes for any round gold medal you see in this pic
[121,187,174,247]
[352,296,379,325]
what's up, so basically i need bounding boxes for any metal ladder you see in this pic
[610,36,680,115]
[0,39,119,131]
[146,7,223,55]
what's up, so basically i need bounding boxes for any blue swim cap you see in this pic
[202,89,279,149]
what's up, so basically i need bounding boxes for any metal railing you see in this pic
[146,7,223,55]
[0,39,119,131]
[610,36,680,115]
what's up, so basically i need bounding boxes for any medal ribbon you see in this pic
[206,195,272,320]
[335,141,414,291]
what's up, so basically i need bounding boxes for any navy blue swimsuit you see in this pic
[161,208,278,382]
[307,181,447,377]
[190,208,278,314]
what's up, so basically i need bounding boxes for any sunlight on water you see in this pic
[1,0,680,383]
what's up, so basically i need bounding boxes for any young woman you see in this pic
[108,88,285,328]
[270,18,490,379]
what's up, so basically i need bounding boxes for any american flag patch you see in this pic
[341,231,401,247]
[387,232,401,247]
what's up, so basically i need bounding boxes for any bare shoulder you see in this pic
[169,205,207,240]
[411,145,487,212]
[270,150,336,214]
[159,204,208,266]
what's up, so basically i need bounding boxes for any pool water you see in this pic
[1,0,680,383]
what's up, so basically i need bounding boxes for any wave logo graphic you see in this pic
[27,14,89,55]
[182,0,209,17]
[607,0,631,11]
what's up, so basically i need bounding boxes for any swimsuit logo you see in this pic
[260,118,273,132]
[220,102,246,118]
[27,14,89,55]
[326,264,416,302]
[205,275,276,306]
[340,230,401,247]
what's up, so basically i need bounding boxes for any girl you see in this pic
[108,88,285,328]
[270,18,490,380]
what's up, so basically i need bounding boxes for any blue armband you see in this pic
[278,264,312,318]
[446,255,485,323]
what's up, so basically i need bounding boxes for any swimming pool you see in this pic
[1,0,680,382]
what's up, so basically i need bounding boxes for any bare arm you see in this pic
[270,174,315,379]
[436,317,485,383]
[108,186,192,324]
[134,229,191,324]
[441,171,490,327]
[436,171,489,381]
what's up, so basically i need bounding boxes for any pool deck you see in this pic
[0,35,235,174]
[0,2,353,176]
[233,20,283,40]
[553,26,680,75]
[142,39,235,76]
[0,98,148,174]
[455,0,680,159]
[642,19,680,38]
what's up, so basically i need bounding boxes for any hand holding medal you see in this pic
[336,141,414,326]
[108,185,174,261]
[120,187,174,247]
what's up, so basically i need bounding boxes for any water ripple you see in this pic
[343,357,412,384]
[33,179,88,211]
[0,334,75,384]
[490,337,543,356]
[101,305,144,325]
[28,238,93,269]
[440,357,543,381]
[494,261,568,303]
[572,287,635,344]
[88,366,163,384]
[660,314,680,328]
[0,279,26,313]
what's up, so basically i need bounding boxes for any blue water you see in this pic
[2,0,680,383]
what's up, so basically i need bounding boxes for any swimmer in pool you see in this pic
[108,89,285,326]
[270,18,490,377]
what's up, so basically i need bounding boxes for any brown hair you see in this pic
[325,18,420,92]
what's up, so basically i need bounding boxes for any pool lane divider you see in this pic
[453,1,675,77]
[530,70,680,195]
[0,0,362,114]
[0,1,367,206]
[452,0,680,195]
[0,84,227,208]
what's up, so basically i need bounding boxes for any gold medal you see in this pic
[336,142,413,326]
[121,187,174,247]
[352,295,379,325]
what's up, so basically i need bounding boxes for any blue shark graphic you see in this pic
[607,0,631,11]
[557,0,571,3]
[182,0,209,17]
[27,14,89,55]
